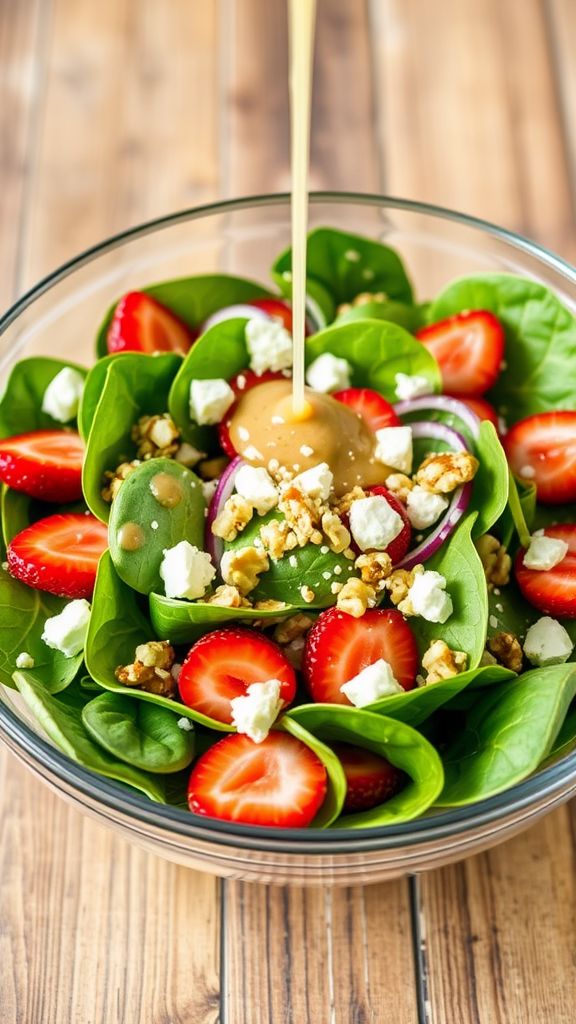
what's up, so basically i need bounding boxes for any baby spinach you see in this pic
[333,299,425,333]
[437,664,576,806]
[0,357,87,438]
[498,472,535,549]
[81,692,195,773]
[272,227,414,308]
[469,421,510,538]
[540,705,576,766]
[305,320,441,402]
[367,665,515,727]
[95,274,273,357]
[287,704,444,828]
[13,671,168,803]
[1,487,31,546]
[487,574,576,657]
[82,352,181,522]
[279,715,347,828]
[428,274,576,422]
[149,592,295,645]
[108,458,205,595]
[0,563,83,692]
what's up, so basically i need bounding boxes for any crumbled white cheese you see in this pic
[174,442,204,467]
[245,318,293,375]
[344,249,361,262]
[235,465,278,515]
[523,617,574,667]
[41,599,91,657]
[41,367,84,422]
[349,495,404,552]
[523,534,568,572]
[374,426,413,474]
[159,541,215,600]
[292,462,333,501]
[15,652,35,669]
[230,679,283,743]
[177,716,194,731]
[394,373,433,401]
[189,378,235,425]
[300,444,314,457]
[406,486,449,530]
[305,353,351,393]
[340,659,403,707]
[408,570,453,623]
[201,479,219,505]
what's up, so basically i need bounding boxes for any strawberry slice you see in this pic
[303,607,418,705]
[107,291,194,355]
[187,731,327,827]
[333,388,400,431]
[503,412,576,505]
[218,369,287,458]
[417,310,505,396]
[7,513,108,598]
[0,430,84,502]
[333,742,405,813]
[179,627,297,724]
[515,524,576,619]
[342,486,411,565]
[450,395,500,431]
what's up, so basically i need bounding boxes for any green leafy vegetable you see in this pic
[367,665,515,727]
[540,705,576,766]
[469,421,510,538]
[0,357,87,438]
[1,486,31,547]
[498,472,535,549]
[82,692,195,773]
[279,715,347,828]
[332,299,425,333]
[149,592,295,645]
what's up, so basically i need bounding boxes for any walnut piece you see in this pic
[421,640,468,684]
[321,510,352,554]
[336,577,376,618]
[487,632,523,673]
[211,495,254,542]
[115,640,176,697]
[279,487,323,546]
[475,534,512,589]
[220,546,269,595]
[385,473,414,503]
[198,456,229,480]
[274,613,315,644]
[384,565,423,607]
[355,551,392,587]
[205,584,250,608]
[415,451,479,494]
[334,486,366,515]
[131,413,181,460]
[101,459,141,502]
[336,291,386,315]
[259,519,298,560]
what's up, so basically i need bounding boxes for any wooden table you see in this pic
[1,2,575,1020]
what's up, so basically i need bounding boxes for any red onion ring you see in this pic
[394,394,481,439]
[410,420,469,451]
[201,304,270,333]
[205,456,245,565]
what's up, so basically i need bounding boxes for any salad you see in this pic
[0,226,575,831]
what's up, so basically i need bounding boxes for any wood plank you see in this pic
[546,0,576,209]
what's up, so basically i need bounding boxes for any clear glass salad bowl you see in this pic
[1,193,575,886]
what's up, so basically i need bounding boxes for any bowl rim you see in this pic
[1,190,575,851]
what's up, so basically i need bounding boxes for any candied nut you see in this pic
[334,486,366,515]
[254,599,288,612]
[198,456,229,481]
[321,510,352,554]
[300,585,316,604]
[220,546,269,595]
[205,584,249,608]
[101,459,140,502]
[274,613,315,644]
[415,451,479,494]
[475,534,512,589]
[211,494,253,542]
[384,565,423,607]
[385,473,414,503]
[131,413,181,460]
[487,632,523,673]
[421,639,468,684]
[134,640,175,670]
[336,577,376,618]
[115,640,177,698]
[355,551,393,586]
[279,487,322,546]
[259,519,298,560]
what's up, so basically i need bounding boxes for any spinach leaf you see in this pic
[367,665,515,727]
[437,664,576,805]
[82,352,181,523]
[287,703,444,828]
[333,299,425,333]
[272,227,414,307]
[0,563,83,692]
[497,472,535,549]
[428,274,576,423]
[540,705,576,766]
[81,692,195,773]
[469,421,510,538]
[109,458,205,595]
[278,715,346,828]
[305,320,441,402]
[0,357,87,438]
[149,592,295,645]
[13,671,167,802]
[1,486,31,546]
[487,574,576,658]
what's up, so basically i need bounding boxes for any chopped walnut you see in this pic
[115,640,177,697]
[260,518,298,560]
[135,641,175,669]
[334,486,366,516]
[205,584,250,608]
[321,510,352,554]
[384,565,423,607]
[279,487,323,546]
[274,613,315,644]
[174,442,204,467]
[336,291,386,315]
[421,639,468,684]
[336,577,376,618]
[211,495,253,542]
[131,413,181,460]
[415,451,479,494]
[487,632,523,673]
[220,546,269,595]
[101,459,141,502]
[355,551,393,587]
[254,599,288,612]
[475,534,512,589]
[300,585,316,604]
[198,456,229,480]
[385,473,414,503]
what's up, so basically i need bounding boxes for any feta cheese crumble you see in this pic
[349,495,404,552]
[292,462,333,501]
[230,679,283,743]
[177,717,194,732]
[245,318,293,375]
[523,534,569,571]
[189,378,235,425]
[406,486,449,530]
[305,353,351,393]
[15,652,35,669]
[394,373,433,401]
[374,426,413,474]
[41,599,91,657]
[41,367,85,422]
[408,571,453,623]
[340,659,403,707]
[159,541,215,600]
[523,617,574,667]
[235,465,278,515]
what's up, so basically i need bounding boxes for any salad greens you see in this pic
[81,691,195,773]
[149,592,295,645]
[0,357,87,438]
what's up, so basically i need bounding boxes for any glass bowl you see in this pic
[1,193,575,886]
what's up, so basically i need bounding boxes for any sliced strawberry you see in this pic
[503,412,576,505]
[187,731,327,827]
[303,608,418,705]
[450,395,500,431]
[0,430,84,502]
[333,388,400,432]
[342,486,411,565]
[179,627,297,724]
[218,369,287,458]
[515,524,576,619]
[248,298,293,331]
[333,742,405,813]
[417,310,505,396]
[7,513,108,598]
[107,291,194,355]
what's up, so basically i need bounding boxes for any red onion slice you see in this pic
[394,394,481,439]
[201,304,270,333]
[205,456,245,565]
[410,420,469,451]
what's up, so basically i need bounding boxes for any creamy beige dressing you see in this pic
[118,522,146,551]
[229,379,390,495]
[150,472,183,508]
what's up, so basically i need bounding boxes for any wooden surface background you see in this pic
[1,1,575,1021]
